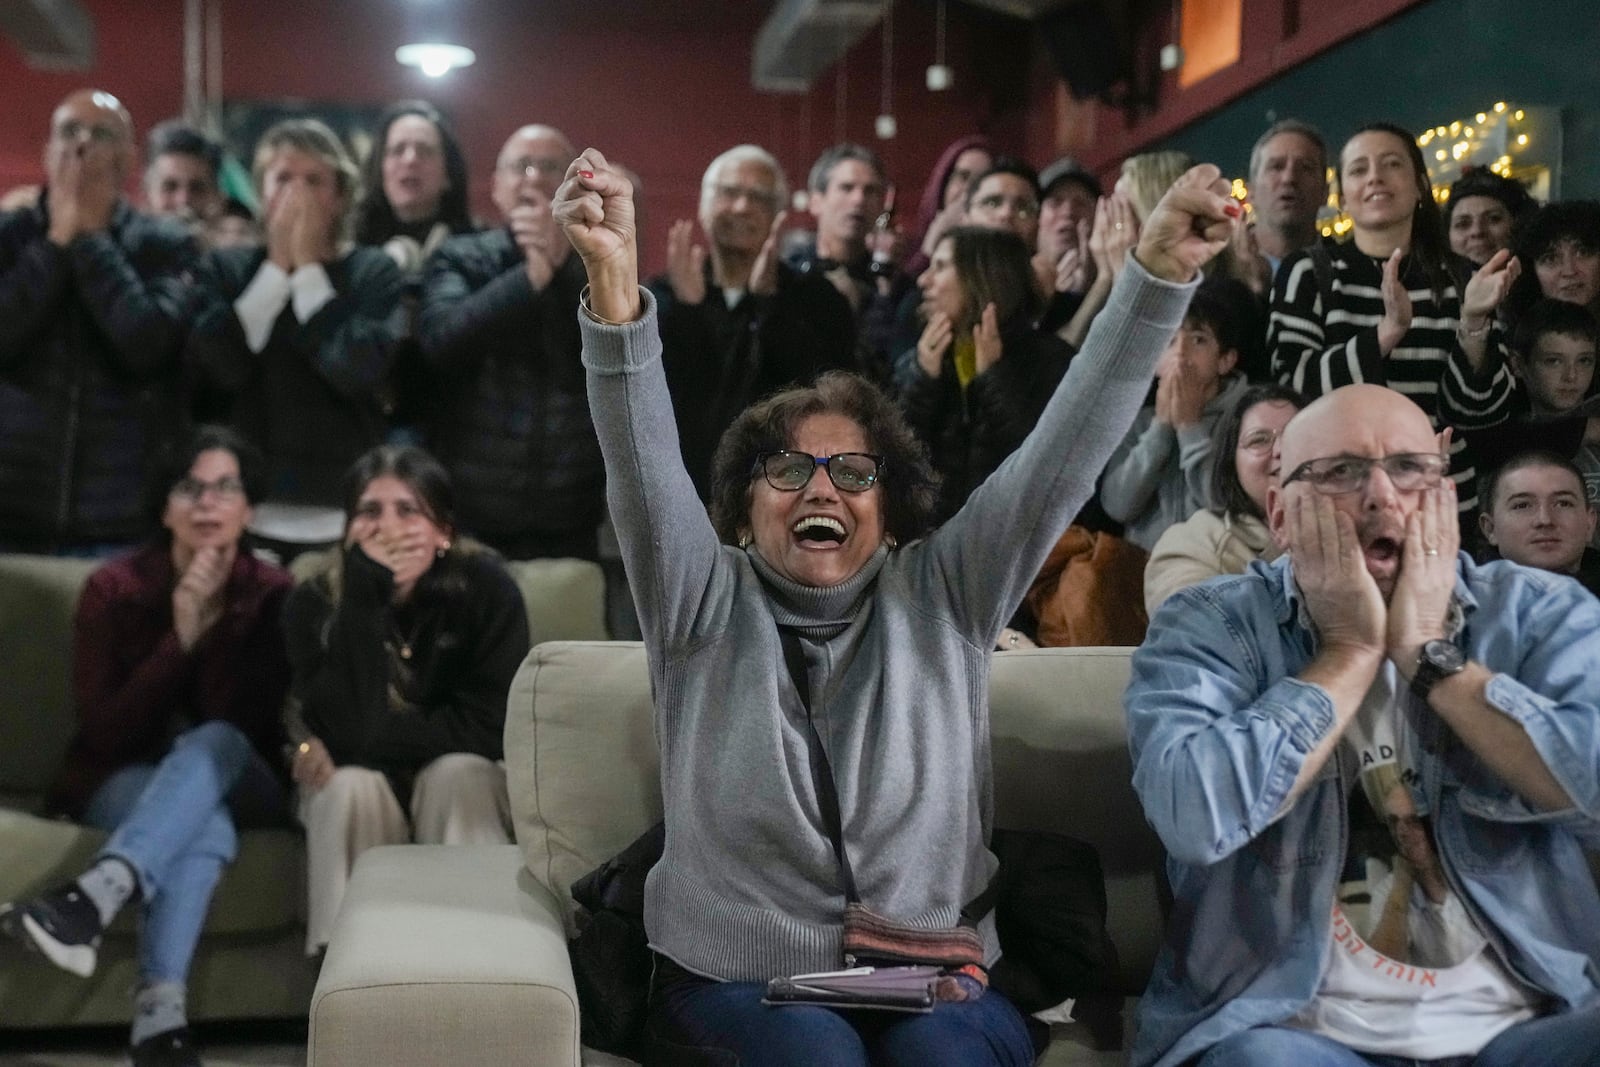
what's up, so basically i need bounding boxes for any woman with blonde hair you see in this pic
[187,118,404,559]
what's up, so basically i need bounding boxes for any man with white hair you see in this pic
[648,144,854,498]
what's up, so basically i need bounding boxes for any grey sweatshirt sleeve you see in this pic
[1099,409,1172,523]
[914,256,1197,640]
[580,287,725,653]
[1176,422,1215,513]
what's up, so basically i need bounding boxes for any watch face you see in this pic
[1423,639,1466,672]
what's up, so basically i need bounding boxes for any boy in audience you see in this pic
[1478,450,1600,595]
[1100,280,1250,550]
[1467,299,1600,521]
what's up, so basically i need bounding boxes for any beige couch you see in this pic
[0,551,609,1030]
[310,642,1165,1066]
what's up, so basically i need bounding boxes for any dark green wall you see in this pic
[1159,0,1600,197]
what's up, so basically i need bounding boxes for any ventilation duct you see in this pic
[753,0,889,92]
[0,0,92,70]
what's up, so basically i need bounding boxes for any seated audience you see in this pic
[1269,121,1518,518]
[1102,280,1252,551]
[1465,298,1600,493]
[1445,168,1534,270]
[186,118,403,555]
[0,89,198,554]
[353,100,473,276]
[1144,382,1305,614]
[1478,450,1600,595]
[1128,383,1600,1067]
[1,425,292,1067]
[142,120,224,240]
[284,445,528,955]
[649,145,855,499]
[1506,199,1600,325]
[894,225,1073,521]
[556,146,1234,1067]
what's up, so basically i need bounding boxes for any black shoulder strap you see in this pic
[779,627,860,904]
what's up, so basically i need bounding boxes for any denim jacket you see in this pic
[1126,553,1600,1067]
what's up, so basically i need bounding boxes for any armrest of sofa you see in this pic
[310,844,580,1067]
[0,554,97,800]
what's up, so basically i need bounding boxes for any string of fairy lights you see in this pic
[1225,102,1550,240]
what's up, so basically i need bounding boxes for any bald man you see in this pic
[1126,383,1600,1067]
[0,89,200,552]
[415,124,604,559]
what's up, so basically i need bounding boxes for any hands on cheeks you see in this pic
[1133,164,1242,283]
[1283,483,1388,658]
[1386,471,1459,678]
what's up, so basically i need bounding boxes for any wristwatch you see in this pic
[1410,639,1467,701]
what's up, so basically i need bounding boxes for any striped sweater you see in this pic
[1267,247,1513,511]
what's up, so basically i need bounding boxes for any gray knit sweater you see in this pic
[580,257,1196,982]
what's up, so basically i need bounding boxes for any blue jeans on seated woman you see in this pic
[81,720,288,985]
[646,954,1034,1067]
[1192,1010,1600,1067]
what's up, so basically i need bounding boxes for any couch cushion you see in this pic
[506,642,659,935]
[311,844,578,1067]
[0,554,96,796]
[0,807,304,936]
[989,647,1166,994]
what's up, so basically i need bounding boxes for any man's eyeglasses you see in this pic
[499,157,566,181]
[1281,453,1448,495]
[713,184,778,209]
[170,476,246,503]
[753,451,884,494]
[972,194,1039,219]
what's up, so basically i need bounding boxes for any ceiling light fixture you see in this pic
[395,42,476,78]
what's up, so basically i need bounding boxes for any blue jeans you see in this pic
[1194,1008,1600,1067]
[80,721,287,985]
[647,957,1034,1067]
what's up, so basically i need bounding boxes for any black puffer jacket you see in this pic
[415,228,603,550]
[893,319,1075,521]
[0,199,198,550]
[186,245,403,507]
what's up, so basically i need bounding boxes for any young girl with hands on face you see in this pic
[281,445,528,956]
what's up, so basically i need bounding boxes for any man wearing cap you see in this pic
[1035,156,1104,334]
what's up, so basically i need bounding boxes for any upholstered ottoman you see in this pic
[307,845,580,1066]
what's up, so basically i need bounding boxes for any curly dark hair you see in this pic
[354,101,473,246]
[707,372,940,547]
[1506,200,1600,322]
[1208,383,1307,520]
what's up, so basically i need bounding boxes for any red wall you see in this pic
[0,0,1042,275]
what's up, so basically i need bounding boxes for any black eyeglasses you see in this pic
[1281,453,1448,495]
[753,451,884,493]
[170,475,246,503]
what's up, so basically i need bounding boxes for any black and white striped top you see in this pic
[1268,246,1513,511]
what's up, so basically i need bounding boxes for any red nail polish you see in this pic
[578,169,595,179]
[1222,202,1243,219]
